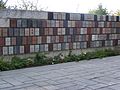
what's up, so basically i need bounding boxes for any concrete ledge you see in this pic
[0,9,48,19]
[1,47,114,61]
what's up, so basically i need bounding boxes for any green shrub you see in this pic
[0,48,120,71]
[11,56,34,69]
[83,52,95,60]
[34,53,49,65]
[79,52,86,60]
[68,50,79,61]
[104,49,119,56]
[24,58,34,67]
[95,49,107,58]
[65,54,80,62]
[0,58,11,71]
[53,53,64,64]
[45,57,53,65]
[11,56,26,69]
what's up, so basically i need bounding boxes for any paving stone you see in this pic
[0,80,7,84]
[30,75,48,80]
[73,80,89,87]
[13,86,45,90]
[64,84,87,90]
[1,56,120,90]
[41,72,64,79]
[23,72,41,77]
[45,80,60,85]
[55,82,76,89]
[87,83,109,89]
[81,87,93,90]
[83,73,104,79]
[1,84,34,90]
[0,83,13,89]
[108,84,120,90]
[64,74,81,79]
[23,78,48,84]
[34,81,50,86]
[108,73,120,79]
[92,78,117,86]
[53,70,70,76]
[14,76,33,82]
[15,89,26,90]
[2,78,23,85]
[97,87,114,90]
[74,78,98,86]
[57,86,79,90]
[42,85,59,90]
[50,76,68,81]
[54,78,74,84]
[23,85,45,90]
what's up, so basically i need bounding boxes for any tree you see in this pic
[10,0,47,11]
[114,10,120,16]
[18,0,38,10]
[89,4,108,15]
[0,0,8,9]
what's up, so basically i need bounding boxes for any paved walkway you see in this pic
[1,56,120,90]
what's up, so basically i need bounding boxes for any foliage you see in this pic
[88,4,108,15]
[64,50,80,62]
[18,0,38,10]
[53,53,65,64]
[0,58,11,71]
[0,0,8,9]
[114,10,120,16]
[11,56,24,69]
[0,48,120,71]
[11,56,34,69]
[34,53,52,65]
[9,0,47,11]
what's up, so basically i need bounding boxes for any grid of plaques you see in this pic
[0,12,120,55]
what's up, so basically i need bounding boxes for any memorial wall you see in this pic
[0,10,120,55]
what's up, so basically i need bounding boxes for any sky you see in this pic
[6,0,120,13]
